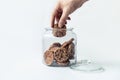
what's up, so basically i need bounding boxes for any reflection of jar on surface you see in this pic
[42,27,77,67]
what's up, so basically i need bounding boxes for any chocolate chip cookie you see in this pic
[52,24,66,37]
[54,47,69,63]
[57,60,70,66]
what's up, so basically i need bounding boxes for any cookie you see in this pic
[49,42,61,50]
[49,47,59,52]
[52,24,66,37]
[44,50,54,65]
[61,38,74,48]
[54,47,69,62]
[57,60,70,66]
[67,42,75,59]
[61,38,75,59]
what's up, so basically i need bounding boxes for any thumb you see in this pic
[58,9,69,28]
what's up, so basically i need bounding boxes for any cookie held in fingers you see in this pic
[44,50,54,65]
[52,24,66,37]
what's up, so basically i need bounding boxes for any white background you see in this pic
[0,0,120,80]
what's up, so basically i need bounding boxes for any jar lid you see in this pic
[70,60,104,72]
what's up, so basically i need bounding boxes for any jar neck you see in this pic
[45,28,74,31]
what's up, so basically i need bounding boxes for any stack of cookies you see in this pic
[44,38,75,66]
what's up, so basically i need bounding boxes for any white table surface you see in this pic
[0,51,120,80]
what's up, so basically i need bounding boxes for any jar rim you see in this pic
[45,27,74,31]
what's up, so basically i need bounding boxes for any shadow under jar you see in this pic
[42,28,77,67]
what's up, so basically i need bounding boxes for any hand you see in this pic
[51,0,88,28]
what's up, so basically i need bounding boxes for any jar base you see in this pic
[46,59,76,67]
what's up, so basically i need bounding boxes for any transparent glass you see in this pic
[42,27,104,72]
[42,28,77,67]
[70,60,104,72]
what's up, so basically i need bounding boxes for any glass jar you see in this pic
[42,28,77,67]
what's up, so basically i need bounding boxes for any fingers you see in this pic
[58,9,69,28]
[56,12,62,22]
[51,10,56,28]
[56,13,71,24]
[51,4,60,28]
[51,6,71,28]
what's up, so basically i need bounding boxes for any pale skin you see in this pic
[51,0,88,28]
